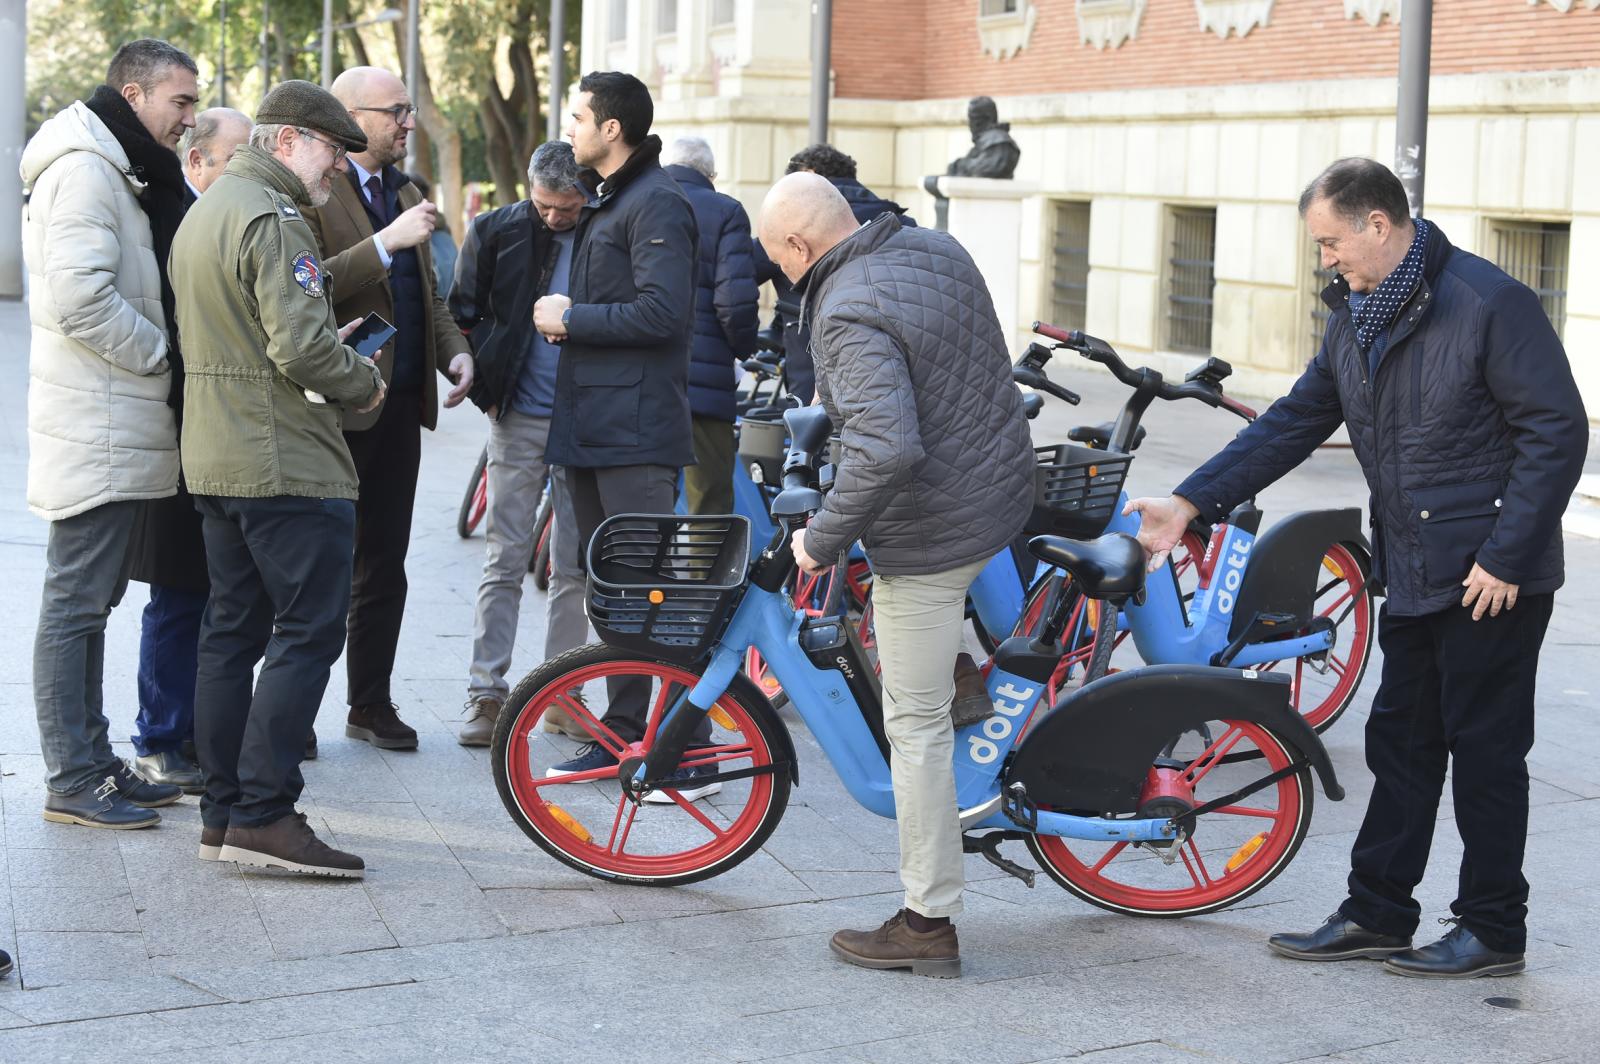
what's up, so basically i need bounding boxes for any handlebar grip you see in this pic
[1031,321,1072,344]
[1218,395,1258,421]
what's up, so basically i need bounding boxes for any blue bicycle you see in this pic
[490,407,1344,917]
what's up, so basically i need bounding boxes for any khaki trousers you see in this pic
[870,556,988,919]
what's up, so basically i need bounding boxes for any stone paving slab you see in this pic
[0,300,1595,1061]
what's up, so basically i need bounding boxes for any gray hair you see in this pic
[248,122,292,152]
[663,136,715,179]
[106,38,198,96]
[181,108,252,163]
[1298,157,1411,231]
[528,140,581,194]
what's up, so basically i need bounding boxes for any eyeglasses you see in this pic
[297,129,348,163]
[351,103,417,125]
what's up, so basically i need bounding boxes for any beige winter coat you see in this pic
[21,101,179,521]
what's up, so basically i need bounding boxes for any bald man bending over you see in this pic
[303,65,474,755]
[759,174,1035,977]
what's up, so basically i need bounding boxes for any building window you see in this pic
[1308,244,1337,361]
[608,0,629,43]
[977,0,1036,58]
[1490,220,1570,336]
[1166,207,1217,354]
[1051,202,1091,333]
[981,0,1020,14]
[712,0,736,25]
[657,0,677,34]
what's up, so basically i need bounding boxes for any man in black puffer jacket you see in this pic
[760,173,1034,978]
[664,136,758,515]
[1128,158,1588,980]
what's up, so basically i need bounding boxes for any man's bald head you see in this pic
[758,172,860,284]
[331,66,414,168]
[181,107,252,193]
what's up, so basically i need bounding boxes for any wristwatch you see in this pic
[561,307,572,329]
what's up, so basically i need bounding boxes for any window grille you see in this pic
[981,0,1020,15]
[1051,201,1091,333]
[1308,244,1337,361]
[1490,221,1569,337]
[1166,207,1217,353]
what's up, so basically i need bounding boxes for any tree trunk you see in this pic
[479,89,524,207]
[343,26,370,68]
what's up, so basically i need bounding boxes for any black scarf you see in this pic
[85,85,188,354]
[1350,217,1430,353]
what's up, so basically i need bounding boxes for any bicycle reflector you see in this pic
[1226,831,1268,873]
[708,706,737,730]
[543,802,592,844]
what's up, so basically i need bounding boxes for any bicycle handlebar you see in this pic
[1030,321,1255,423]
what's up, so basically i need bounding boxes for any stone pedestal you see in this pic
[936,176,1038,353]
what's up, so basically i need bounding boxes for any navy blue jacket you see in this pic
[665,165,758,423]
[550,136,698,469]
[1177,224,1588,616]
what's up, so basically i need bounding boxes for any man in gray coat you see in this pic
[759,173,1034,977]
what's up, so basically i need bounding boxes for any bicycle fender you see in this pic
[1004,664,1343,814]
[1227,508,1365,642]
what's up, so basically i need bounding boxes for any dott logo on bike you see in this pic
[1213,536,1253,616]
[968,681,1035,764]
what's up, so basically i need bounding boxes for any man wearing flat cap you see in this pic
[170,80,385,878]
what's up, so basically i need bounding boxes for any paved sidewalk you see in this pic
[0,297,1594,1062]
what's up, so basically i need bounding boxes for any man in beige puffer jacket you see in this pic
[22,39,198,829]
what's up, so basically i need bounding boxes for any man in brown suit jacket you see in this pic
[304,65,474,753]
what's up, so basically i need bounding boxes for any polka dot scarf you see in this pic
[1351,217,1430,353]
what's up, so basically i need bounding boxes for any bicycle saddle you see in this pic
[1027,533,1146,600]
[1067,421,1147,452]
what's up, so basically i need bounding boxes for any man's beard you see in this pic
[375,130,406,167]
[288,150,337,206]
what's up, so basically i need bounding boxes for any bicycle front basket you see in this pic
[586,514,751,663]
[1025,443,1132,538]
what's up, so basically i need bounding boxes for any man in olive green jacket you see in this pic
[170,80,383,879]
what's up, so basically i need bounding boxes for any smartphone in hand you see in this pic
[308,314,397,404]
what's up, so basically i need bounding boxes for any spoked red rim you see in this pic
[504,660,777,879]
[1032,720,1308,914]
[467,472,488,533]
[1256,542,1372,730]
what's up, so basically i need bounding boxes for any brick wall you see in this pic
[831,0,1600,101]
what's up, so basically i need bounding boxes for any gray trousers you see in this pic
[871,556,989,919]
[33,500,142,795]
[468,411,590,701]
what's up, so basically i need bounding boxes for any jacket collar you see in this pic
[795,213,902,326]
[580,135,664,204]
[1320,220,1454,312]
[226,146,314,205]
[664,163,713,191]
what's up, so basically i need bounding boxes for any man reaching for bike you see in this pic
[1127,159,1586,979]
[758,173,1035,977]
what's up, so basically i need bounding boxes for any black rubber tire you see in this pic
[490,643,793,887]
[530,493,554,588]
[457,445,489,539]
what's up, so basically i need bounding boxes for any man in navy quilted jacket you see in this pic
[1128,158,1588,979]
[663,136,759,515]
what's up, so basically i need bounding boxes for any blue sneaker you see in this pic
[642,761,723,804]
[545,742,620,778]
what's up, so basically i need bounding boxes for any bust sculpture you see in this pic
[946,96,1021,180]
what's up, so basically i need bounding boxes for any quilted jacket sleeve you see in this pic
[803,300,925,561]
[713,200,759,357]
[1174,340,1346,522]
[41,154,168,375]
[1472,281,1589,584]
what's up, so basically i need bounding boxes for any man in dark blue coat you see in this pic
[663,135,758,515]
[532,72,717,796]
[1127,158,1588,979]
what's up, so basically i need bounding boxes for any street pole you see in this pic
[320,0,333,88]
[0,0,25,299]
[1395,0,1432,218]
[808,0,831,146]
[404,0,420,172]
[547,0,565,143]
[260,0,271,97]
[219,0,228,107]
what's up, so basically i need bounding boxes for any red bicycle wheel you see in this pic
[456,446,489,538]
[1256,542,1374,733]
[1027,719,1313,917]
[531,493,554,590]
[493,644,791,886]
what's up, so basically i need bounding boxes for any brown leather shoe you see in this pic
[219,813,365,878]
[542,691,592,739]
[347,702,419,750]
[198,823,225,861]
[950,653,993,729]
[830,910,961,978]
[459,696,500,747]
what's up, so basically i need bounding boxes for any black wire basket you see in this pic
[586,514,751,663]
[1025,443,1133,538]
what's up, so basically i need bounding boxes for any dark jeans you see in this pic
[684,415,735,516]
[133,584,208,756]
[343,393,422,708]
[193,494,356,830]
[553,463,707,746]
[1340,595,1554,954]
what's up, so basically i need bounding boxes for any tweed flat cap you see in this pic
[257,80,368,153]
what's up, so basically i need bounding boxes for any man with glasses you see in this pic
[305,66,474,756]
[170,80,384,876]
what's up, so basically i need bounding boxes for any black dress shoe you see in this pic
[0,948,12,979]
[109,760,183,808]
[347,702,419,750]
[1267,912,1411,961]
[304,732,318,761]
[1383,919,1525,979]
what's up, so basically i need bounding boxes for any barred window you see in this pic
[608,0,629,42]
[981,0,1020,15]
[1050,201,1091,333]
[1490,221,1570,337]
[1166,207,1217,353]
[658,0,677,34]
[712,0,737,25]
[1308,243,1337,361]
